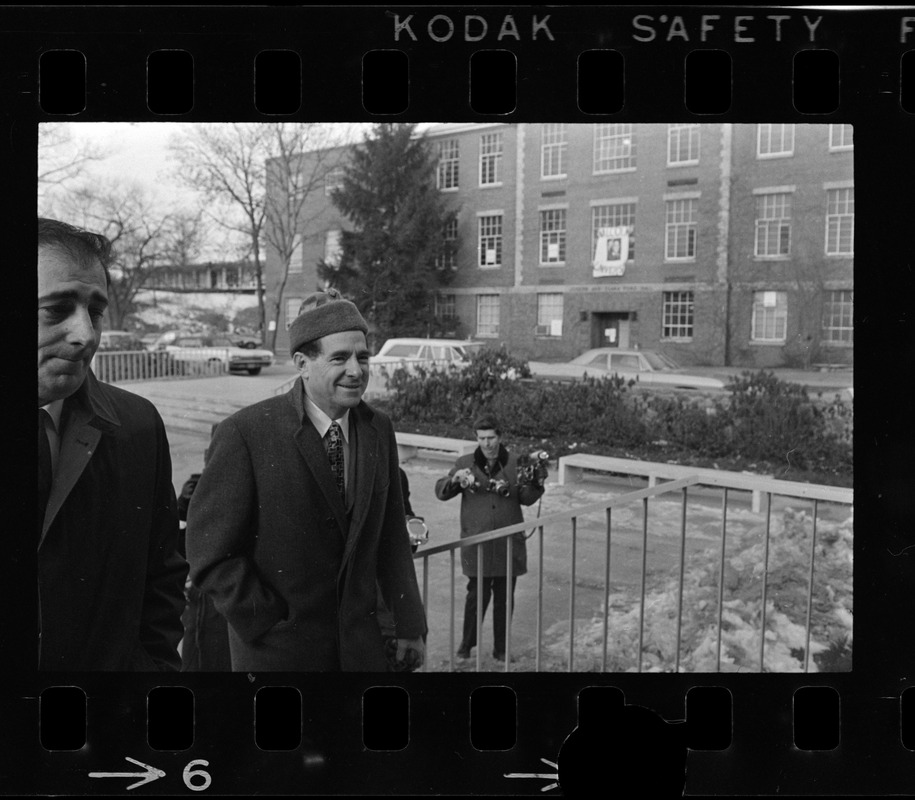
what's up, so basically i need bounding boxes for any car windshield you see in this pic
[381,344,422,357]
[642,351,681,370]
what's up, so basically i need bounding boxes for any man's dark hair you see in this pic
[473,415,501,435]
[295,339,323,359]
[38,218,113,285]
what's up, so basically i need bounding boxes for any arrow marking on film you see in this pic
[505,757,560,792]
[89,756,166,790]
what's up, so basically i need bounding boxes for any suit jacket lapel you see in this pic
[289,382,349,538]
[339,404,378,574]
[41,376,118,547]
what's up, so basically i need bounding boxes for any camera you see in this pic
[518,450,549,487]
[488,478,511,497]
[456,469,481,492]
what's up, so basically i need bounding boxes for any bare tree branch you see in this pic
[169,122,359,352]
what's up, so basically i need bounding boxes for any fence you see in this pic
[413,473,853,674]
[91,349,227,383]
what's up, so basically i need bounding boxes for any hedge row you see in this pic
[377,348,853,486]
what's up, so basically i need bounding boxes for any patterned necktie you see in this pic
[38,409,52,534]
[326,421,345,498]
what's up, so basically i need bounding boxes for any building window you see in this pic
[667,123,700,166]
[665,198,697,260]
[479,132,503,186]
[478,214,503,267]
[436,218,458,270]
[822,290,853,344]
[825,187,854,255]
[755,193,792,257]
[541,123,567,178]
[662,291,694,340]
[437,139,460,190]
[476,294,500,337]
[539,208,567,265]
[592,202,636,261]
[829,124,853,151]
[434,293,456,321]
[536,293,563,337]
[751,291,788,343]
[757,123,795,158]
[324,229,343,268]
[284,298,301,330]
[324,168,345,196]
[594,124,636,172]
[289,234,303,274]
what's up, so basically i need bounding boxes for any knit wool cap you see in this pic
[288,288,368,356]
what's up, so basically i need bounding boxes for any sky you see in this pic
[40,121,376,260]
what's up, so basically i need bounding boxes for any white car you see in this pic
[371,338,485,372]
[529,348,726,391]
[166,335,275,376]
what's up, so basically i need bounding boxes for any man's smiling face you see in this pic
[295,330,370,419]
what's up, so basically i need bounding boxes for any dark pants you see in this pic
[460,576,518,655]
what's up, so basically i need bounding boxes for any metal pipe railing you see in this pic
[414,475,852,674]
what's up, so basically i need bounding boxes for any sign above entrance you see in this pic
[593,226,629,277]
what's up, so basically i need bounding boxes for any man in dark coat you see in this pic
[186,289,426,671]
[37,218,187,671]
[435,416,546,662]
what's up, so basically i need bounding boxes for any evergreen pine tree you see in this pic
[318,123,456,346]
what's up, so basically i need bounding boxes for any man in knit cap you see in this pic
[186,289,426,671]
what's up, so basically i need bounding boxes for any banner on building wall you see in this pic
[593,226,629,277]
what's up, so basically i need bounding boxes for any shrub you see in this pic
[379,350,852,485]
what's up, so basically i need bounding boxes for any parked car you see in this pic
[165,335,275,376]
[371,338,485,371]
[97,330,146,352]
[229,332,264,349]
[528,348,726,391]
[93,331,185,381]
[140,333,161,351]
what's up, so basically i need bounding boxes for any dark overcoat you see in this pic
[185,379,426,672]
[434,445,544,578]
[38,371,188,671]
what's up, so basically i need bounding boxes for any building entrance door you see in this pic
[592,312,631,349]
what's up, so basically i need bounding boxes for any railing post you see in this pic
[716,488,729,673]
[536,525,544,673]
[569,517,577,673]
[675,487,688,673]
[421,555,429,673]
[476,545,483,672]
[504,535,513,672]
[804,500,820,674]
[638,497,649,673]
[601,508,612,673]
[449,549,456,671]
[759,495,774,672]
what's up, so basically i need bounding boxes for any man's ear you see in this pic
[293,352,309,378]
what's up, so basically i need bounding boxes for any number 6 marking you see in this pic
[182,760,212,792]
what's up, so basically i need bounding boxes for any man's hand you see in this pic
[395,636,425,671]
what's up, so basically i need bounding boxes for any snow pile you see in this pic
[550,506,853,673]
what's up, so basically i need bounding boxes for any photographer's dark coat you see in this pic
[185,378,426,672]
[38,371,187,671]
[434,446,544,577]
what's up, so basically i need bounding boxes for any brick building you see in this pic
[266,123,853,368]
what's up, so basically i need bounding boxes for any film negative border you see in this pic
[4,4,914,796]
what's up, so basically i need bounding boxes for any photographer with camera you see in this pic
[434,415,547,663]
